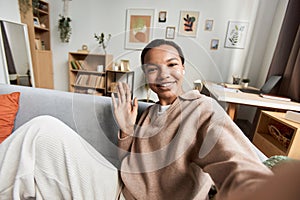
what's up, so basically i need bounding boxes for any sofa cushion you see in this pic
[0,92,20,143]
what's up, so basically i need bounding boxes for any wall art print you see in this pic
[178,11,200,37]
[224,21,249,49]
[125,9,154,50]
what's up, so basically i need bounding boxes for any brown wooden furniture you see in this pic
[203,82,300,120]
[106,70,134,98]
[253,111,300,159]
[68,52,112,96]
[68,52,135,97]
[19,0,54,89]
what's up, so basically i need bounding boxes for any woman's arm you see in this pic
[196,99,273,199]
[111,82,138,151]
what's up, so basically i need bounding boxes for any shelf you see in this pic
[71,69,105,75]
[34,26,49,32]
[68,52,113,94]
[19,0,53,89]
[73,84,105,90]
[253,111,300,159]
[33,8,48,15]
[256,132,288,152]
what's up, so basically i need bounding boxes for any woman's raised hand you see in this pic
[111,82,138,137]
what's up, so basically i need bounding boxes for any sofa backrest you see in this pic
[0,84,151,165]
[0,84,267,163]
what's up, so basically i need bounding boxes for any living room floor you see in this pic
[236,119,255,141]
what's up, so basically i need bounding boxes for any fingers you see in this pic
[117,82,132,103]
[125,84,131,102]
[111,92,117,110]
[117,82,126,103]
[132,97,138,112]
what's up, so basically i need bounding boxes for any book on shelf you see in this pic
[75,74,89,86]
[88,75,98,87]
[74,60,82,70]
[78,60,88,70]
[259,93,291,102]
[75,74,105,88]
[96,75,105,88]
[71,60,88,70]
[70,60,79,70]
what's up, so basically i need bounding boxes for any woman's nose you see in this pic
[158,66,170,79]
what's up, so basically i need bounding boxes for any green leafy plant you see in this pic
[58,15,72,43]
[94,33,111,54]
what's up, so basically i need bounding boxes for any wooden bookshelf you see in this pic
[19,0,54,89]
[68,52,113,95]
[68,52,135,97]
[105,70,134,98]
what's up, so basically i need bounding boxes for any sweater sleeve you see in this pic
[118,131,133,151]
[197,101,273,200]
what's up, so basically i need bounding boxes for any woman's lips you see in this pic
[156,81,175,89]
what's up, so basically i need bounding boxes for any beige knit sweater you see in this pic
[118,91,272,200]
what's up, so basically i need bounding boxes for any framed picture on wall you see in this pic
[178,11,200,37]
[125,9,155,50]
[210,39,219,50]
[165,26,175,39]
[204,19,213,31]
[224,21,249,49]
[158,11,167,23]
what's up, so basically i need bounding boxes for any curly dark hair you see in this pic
[140,39,185,65]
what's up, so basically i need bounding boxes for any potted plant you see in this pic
[94,33,111,54]
[241,78,250,88]
[58,15,72,43]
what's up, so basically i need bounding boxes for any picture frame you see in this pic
[224,21,249,49]
[33,17,40,26]
[158,11,167,23]
[34,38,42,50]
[125,9,155,50]
[178,11,200,37]
[210,39,219,50]
[204,19,213,31]
[165,26,175,39]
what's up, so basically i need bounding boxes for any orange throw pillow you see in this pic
[0,92,20,143]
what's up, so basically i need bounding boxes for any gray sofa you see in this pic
[0,84,267,166]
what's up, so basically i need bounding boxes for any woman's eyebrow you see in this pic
[143,63,159,67]
[166,57,179,62]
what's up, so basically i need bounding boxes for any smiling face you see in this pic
[143,44,185,105]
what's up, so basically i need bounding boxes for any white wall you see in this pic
[0,0,287,103]
[48,0,284,100]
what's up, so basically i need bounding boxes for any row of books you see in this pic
[75,74,105,88]
[70,60,88,70]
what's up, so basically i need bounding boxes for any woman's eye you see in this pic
[146,67,157,73]
[168,63,178,67]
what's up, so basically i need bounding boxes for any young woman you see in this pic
[112,39,272,199]
[0,39,273,200]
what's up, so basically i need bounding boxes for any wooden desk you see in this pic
[204,82,300,120]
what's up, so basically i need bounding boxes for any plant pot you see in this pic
[242,82,249,88]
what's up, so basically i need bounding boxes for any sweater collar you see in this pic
[153,90,202,108]
[178,90,202,100]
